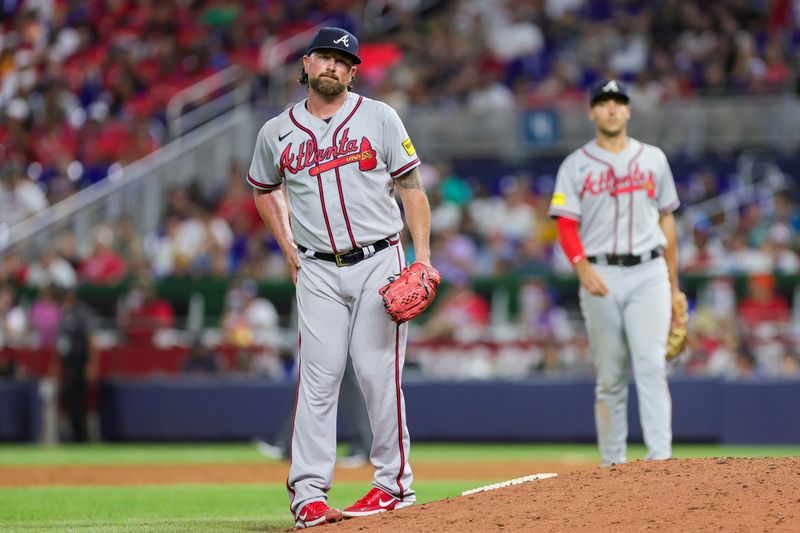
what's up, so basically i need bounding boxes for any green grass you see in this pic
[1,442,798,466]
[1,442,798,532]
[0,481,471,533]
[0,484,284,532]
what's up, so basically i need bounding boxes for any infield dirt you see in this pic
[0,459,590,487]
[325,457,800,532]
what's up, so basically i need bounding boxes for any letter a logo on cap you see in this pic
[333,35,350,47]
[602,80,619,93]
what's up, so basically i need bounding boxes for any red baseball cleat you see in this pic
[342,487,413,518]
[295,501,343,529]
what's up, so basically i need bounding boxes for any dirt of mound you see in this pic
[324,457,800,533]
[0,460,592,487]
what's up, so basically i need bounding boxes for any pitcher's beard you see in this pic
[310,75,347,96]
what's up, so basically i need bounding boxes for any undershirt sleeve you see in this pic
[556,216,586,264]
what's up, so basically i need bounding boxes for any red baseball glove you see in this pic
[378,262,441,323]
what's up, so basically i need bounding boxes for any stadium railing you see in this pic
[679,150,789,237]
[166,64,250,140]
[0,107,258,261]
[403,95,800,159]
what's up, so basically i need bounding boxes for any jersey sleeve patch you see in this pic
[550,192,567,207]
[402,138,416,156]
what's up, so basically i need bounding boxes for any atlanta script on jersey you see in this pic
[247,92,420,255]
[548,138,680,257]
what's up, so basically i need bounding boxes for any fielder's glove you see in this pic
[379,262,441,323]
[666,291,689,361]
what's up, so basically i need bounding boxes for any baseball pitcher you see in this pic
[246,27,438,529]
[549,79,685,466]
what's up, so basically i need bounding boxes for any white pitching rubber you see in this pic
[461,473,558,496]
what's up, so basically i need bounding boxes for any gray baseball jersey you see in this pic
[247,92,420,254]
[549,137,679,466]
[548,138,680,256]
[247,91,419,515]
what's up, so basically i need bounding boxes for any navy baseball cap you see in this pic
[306,27,361,64]
[589,79,630,106]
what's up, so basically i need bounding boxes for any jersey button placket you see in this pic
[320,133,335,183]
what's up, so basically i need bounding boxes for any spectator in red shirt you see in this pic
[78,225,127,284]
[30,99,78,172]
[118,115,158,164]
[117,278,175,345]
[737,272,790,326]
[737,272,792,376]
[418,282,490,342]
[214,161,262,232]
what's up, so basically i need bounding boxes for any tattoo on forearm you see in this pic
[395,169,423,190]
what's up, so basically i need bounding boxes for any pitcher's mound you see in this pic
[327,457,800,532]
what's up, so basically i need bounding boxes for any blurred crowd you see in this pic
[0,272,288,380]
[4,0,800,227]
[0,0,364,226]
[685,272,800,379]
[2,154,800,379]
[3,157,799,287]
[3,0,800,380]
[347,0,800,116]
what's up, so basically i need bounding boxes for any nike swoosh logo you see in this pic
[378,497,395,508]
[279,131,292,142]
[299,512,308,521]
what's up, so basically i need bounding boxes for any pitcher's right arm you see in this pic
[254,185,300,283]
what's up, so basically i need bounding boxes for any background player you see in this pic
[548,79,681,466]
[246,27,432,528]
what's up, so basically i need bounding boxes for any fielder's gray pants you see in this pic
[580,257,672,466]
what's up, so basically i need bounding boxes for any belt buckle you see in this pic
[334,251,347,267]
[613,256,626,267]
